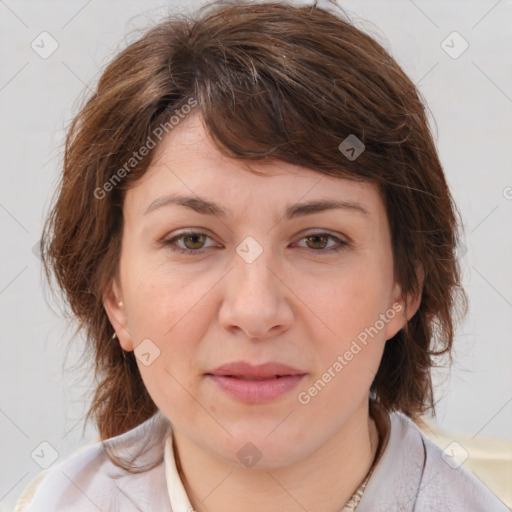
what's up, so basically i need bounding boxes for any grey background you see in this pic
[1,0,511,510]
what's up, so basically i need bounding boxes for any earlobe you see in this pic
[102,280,134,351]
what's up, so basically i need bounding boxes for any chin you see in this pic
[208,431,308,470]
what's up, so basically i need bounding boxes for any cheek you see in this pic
[312,263,392,343]
[121,248,197,337]
[297,277,389,415]
[131,306,208,424]
[300,258,393,397]
[118,256,207,398]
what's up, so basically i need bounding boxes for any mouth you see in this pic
[207,374,295,380]
[206,360,306,379]
[205,361,306,403]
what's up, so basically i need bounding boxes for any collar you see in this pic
[106,409,174,511]
[356,407,426,512]
[164,431,196,512]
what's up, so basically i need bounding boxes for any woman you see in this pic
[15,1,508,511]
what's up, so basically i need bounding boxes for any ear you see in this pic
[384,264,424,340]
[102,278,134,351]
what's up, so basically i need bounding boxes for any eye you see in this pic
[294,232,349,253]
[162,231,217,255]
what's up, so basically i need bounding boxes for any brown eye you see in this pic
[297,232,349,253]
[181,233,207,250]
[305,234,330,250]
[163,232,215,255]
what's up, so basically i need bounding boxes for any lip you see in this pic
[207,361,305,379]
[205,361,306,404]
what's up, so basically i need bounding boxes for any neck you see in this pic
[172,398,380,512]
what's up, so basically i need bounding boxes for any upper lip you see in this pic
[206,361,306,379]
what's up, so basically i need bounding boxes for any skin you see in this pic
[104,112,421,512]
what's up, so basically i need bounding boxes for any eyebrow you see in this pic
[144,194,369,219]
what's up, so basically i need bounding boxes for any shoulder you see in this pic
[358,409,509,512]
[14,410,173,512]
[414,417,509,511]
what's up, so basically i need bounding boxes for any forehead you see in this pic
[123,113,384,221]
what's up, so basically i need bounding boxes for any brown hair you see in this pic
[41,0,467,442]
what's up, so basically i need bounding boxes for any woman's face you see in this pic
[105,113,411,468]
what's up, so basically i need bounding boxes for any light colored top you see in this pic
[14,401,509,512]
[15,401,390,512]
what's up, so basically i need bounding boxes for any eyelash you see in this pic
[161,231,349,255]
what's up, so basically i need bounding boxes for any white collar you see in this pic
[164,432,196,512]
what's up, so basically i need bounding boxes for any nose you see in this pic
[218,244,294,340]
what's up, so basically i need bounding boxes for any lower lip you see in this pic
[206,374,306,403]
